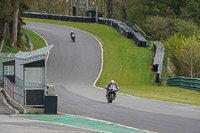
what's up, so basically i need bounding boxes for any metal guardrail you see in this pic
[24,30,31,46]
[4,76,46,107]
[167,76,200,91]
[153,41,165,85]
[4,77,25,106]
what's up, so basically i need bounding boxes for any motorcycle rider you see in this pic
[105,80,119,97]
[70,30,76,41]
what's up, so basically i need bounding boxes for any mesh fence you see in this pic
[167,77,200,91]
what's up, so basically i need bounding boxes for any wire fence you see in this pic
[4,75,45,107]
[167,77,200,91]
[4,76,25,106]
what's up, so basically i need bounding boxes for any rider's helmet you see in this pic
[71,30,73,33]
[110,80,115,84]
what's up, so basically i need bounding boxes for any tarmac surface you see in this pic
[0,91,101,133]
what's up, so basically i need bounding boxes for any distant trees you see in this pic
[27,0,69,15]
[143,16,176,40]
[163,34,200,78]
[24,0,200,28]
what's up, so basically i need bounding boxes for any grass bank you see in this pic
[24,18,200,106]
[23,28,46,49]
[2,28,46,54]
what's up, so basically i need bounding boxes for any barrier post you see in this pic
[12,84,14,100]
[10,82,11,97]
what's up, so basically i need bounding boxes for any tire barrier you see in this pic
[23,12,148,47]
[152,41,165,85]
[167,76,200,91]
[98,18,148,47]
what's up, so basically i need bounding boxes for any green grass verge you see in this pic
[23,28,46,49]
[2,44,20,54]
[2,28,46,54]
[121,86,200,105]
[24,18,200,106]
[2,29,28,53]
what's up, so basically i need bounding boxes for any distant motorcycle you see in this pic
[106,84,118,103]
[71,33,76,42]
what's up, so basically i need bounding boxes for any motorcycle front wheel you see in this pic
[108,99,112,103]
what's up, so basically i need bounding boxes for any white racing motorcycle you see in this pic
[106,84,118,103]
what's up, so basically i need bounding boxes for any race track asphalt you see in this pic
[22,21,200,133]
[0,91,100,133]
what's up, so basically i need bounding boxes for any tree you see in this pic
[163,34,200,78]
[11,0,19,47]
[143,16,176,40]
[176,36,200,78]
[104,0,113,18]
[0,0,13,52]
[175,19,200,38]
[180,0,200,23]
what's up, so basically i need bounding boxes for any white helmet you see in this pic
[71,30,73,33]
[111,80,115,84]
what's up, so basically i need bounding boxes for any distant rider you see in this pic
[70,30,75,38]
[105,80,119,97]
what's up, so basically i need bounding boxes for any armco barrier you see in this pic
[23,12,148,47]
[167,77,200,91]
[4,77,25,106]
[153,41,165,85]
[61,15,69,21]
[40,13,49,19]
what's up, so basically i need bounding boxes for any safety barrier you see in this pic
[98,18,148,47]
[4,77,25,106]
[24,30,31,46]
[152,41,165,85]
[167,76,200,91]
[3,76,46,107]
[23,12,148,47]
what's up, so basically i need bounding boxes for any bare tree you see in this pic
[0,0,13,52]
[0,23,7,51]
[178,36,200,78]
[105,0,113,18]
[11,0,19,47]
